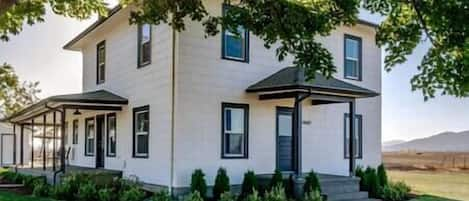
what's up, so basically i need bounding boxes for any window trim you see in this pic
[72,119,78,145]
[106,113,117,157]
[137,24,152,68]
[344,34,362,81]
[132,105,150,158]
[344,113,363,159]
[96,40,106,84]
[84,117,95,157]
[221,4,250,63]
[221,102,249,159]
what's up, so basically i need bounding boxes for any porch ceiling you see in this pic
[2,90,128,123]
[246,67,379,99]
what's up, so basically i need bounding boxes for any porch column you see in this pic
[43,114,46,170]
[293,94,303,176]
[349,99,356,176]
[13,124,16,165]
[20,124,24,166]
[31,119,34,168]
[52,112,56,171]
[60,108,66,172]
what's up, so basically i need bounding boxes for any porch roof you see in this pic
[246,67,379,98]
[2,90,128,123]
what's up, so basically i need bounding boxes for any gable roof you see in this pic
[246,67,379,98]
[63,5,379,50]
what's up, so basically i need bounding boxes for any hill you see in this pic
[383,131,469,152]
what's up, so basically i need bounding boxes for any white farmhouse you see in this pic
[3,1,381,200]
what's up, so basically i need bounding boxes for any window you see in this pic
[133,106,149,158]
[72,119,78,144]
[344,114,363,159]
[138,24,152,67]
[97,41,106,84]
[222,103,249,158]
[222,5,249,62]
[85,118,95,156]
[107,113,117,157]
[344,35,362,80]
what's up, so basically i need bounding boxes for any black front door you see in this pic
[96,115,105,168]
[276,107,294,172]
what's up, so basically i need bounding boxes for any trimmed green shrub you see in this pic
[213,167,230,200]
[186,191,204,201]
[269,169,283,189]
[98,188,115,201]
[304,169,321,193]
[151,190,171,201]
[32,181,50,197]
[285,174,295,198]
[78,181,98,201]
[264,185,287,201]
[377,164,388,188]
[240,170,258,199]
[190,169,207,199]
[304,189,323,201]
[354,166,365,190]
[364,167,379,198]
[380,182,411,201]
[245,190,261,201]
[219,192,236,201]
[119,184,145,201]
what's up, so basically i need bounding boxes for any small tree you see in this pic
[190,169,207,199]
[240,171,258,199]
[269,169,283,190]
[303,169,321,194]
[377,164,388,188]
[213,168,230,200]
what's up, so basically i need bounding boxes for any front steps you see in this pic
[318,174,380,201]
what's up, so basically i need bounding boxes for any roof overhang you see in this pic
[2,90,128,123]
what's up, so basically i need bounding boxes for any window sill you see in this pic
[133,155,149,159]
[344,76,361,81]
[222,56,249,63]
[221,155,248,159]
[138,61,151,69]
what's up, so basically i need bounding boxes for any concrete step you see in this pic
[320,177,360,194]
[327,191,368,201]
[342,199,381,201]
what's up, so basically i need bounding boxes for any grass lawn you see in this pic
[0,190,55,201]
[411,195,459,201]
[388,170,469,201]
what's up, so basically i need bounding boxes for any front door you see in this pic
[276,107,294,172]
[96,115,105,168]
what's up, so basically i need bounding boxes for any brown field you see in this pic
[383,151,469,172]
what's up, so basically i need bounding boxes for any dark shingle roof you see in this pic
[246,67,379,97]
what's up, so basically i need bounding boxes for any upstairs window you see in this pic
[344,114,363,159]
[133,106,149,158]
[222,103,249,158]
[107,113,117,157]
[138,24,152,67]
[72,119,78,144]
[85,118,95,156]
[97,41,106,84]
[344,35,362,80]
[222,5,249,62]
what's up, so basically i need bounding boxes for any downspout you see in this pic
[169,25,177,195]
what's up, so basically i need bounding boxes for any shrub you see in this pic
[98,188,115,201]
[264,185,287,201]
[364,167,379,198]
[119,184,145,201]
[304,169,321,193]
[285,174,295,198]
[377,164,388,188]
[245,190,261,201]
[51,174,88,200]
[269,169,283,190]
[213,168,230,200]
[380,182,411,201]
[219,192,236,201]
[152,190,171,201]
[190,169,207,199]
[304,189,323,201]
[240,170,258,199]
[32,181,50,197]
[185,191,204,201]
[78,181,98,201]
[354,166,365,190]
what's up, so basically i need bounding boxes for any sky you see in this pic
[1,6,469,142]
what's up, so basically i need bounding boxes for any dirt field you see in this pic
[384,152,469,200]
[383,151,469,172]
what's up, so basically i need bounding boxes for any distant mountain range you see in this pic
[383,130,469,152]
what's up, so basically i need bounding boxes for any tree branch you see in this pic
[410,0,438,46]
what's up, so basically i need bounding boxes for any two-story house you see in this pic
[4,1,381,199]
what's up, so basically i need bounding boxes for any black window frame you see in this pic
[221,4,250,63]
[221,102,249,159]
[137,24,152,68]
[344,34,362,81]
[133,105,150,158]
[84,117,95,157]
[72,119,78,145]
[344,113,363,159]
[96,40,106,84]
[106,113,117,157]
